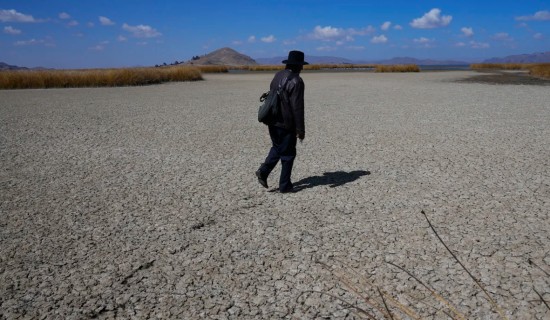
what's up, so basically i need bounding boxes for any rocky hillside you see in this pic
[256,55,468,65]
[484,51,550,63]
[187,47,257,66]
[0,62,28,71]
[256,55,354,65]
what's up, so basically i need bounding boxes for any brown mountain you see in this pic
[0,62,29,71]
[484,51,550,63]
[187,47,257,66]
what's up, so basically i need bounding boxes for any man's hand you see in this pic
[297,132,305,140]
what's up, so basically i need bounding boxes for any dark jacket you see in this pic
[269,69,305,136]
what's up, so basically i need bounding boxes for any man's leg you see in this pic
[279,155,295,192]
[257,126,282,186]
[277,128,297,192]
[259,146,280,176]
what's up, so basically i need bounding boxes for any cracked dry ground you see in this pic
[1,71,549,319]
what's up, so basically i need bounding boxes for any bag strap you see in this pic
[276,71,290,96]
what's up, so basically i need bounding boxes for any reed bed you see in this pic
[470,63,550,79]
[233,64,377,71]
[245,65,285,71]
[528,63,550,79]
[375,64,420,72]
[307,64,376,70]
[470,63,528,70]
[0,66,203,89]
[196,65,229,73]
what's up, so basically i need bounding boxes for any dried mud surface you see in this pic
[1,71,549,319]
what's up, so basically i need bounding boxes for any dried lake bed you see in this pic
[1,71,549,319]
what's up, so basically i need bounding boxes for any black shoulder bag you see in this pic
[257,74,289,124]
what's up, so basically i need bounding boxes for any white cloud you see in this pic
[59,12,70,20]
[90,44,105,51]
[283,39,296,45]
[310,25,375,43]
[0,9,36,22]
[232,40,243,45]
[261,35,276,43]
[455,42,466,47]
[122,23,161,38]
[371,35,388,44]
[312,25,344,40]
[3,26,21,35]
[381,21,391,31]
[350,26,376,36]
[414,37,432,44]
[516,10,550,21]
[248,35,256,43]
[394,25,403,30]
[410,8,452,29]
[413,37,435,48]
[534,33,544,40]
[493,32,513,41]
[15,38,51,46]
[87,22,95,27]
[14,39,38,45]
[470,41,489,49]
[461,27,474,37]
[316,46,337,52]
[67,20,79,27]
[346,45,365,50]
[117,35,127,42]
[99,16,115,26]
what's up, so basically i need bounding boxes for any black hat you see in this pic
[282,50,309,65]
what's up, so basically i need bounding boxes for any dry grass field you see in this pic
[471,63,550,79]
[2,63,548,91]
[375,64,420,73]
[1,71,549,319]
[0,66,203,89]
[528,63,550,78]
[252,64,378,71]
[0,64,421,90]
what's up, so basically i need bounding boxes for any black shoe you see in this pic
[255,170,268,188]
[279,183,294,193]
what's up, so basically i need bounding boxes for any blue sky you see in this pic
[1,0,549,68]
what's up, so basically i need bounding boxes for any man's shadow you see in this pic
[293,170,371,191]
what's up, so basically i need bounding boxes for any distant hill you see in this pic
[483,51,550,63]
[0,62,29,71]
[187,47,257,66]
[256,55,354,65]
[256,55,468,66]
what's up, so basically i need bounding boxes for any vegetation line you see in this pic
[316,259,391,318]
[533,287,550,311]
[386,261,466,320]
[470,63,550,79]
[375,64,420,73]
[421,210,508,320]
[528,258,550,277]
[298,290,377,319]
[329,258,421,319]
[0,66,203,89]
[377,287,395,320]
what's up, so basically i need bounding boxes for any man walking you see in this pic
[256,50,307,193]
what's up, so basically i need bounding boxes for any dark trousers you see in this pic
[259,125,297,191]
